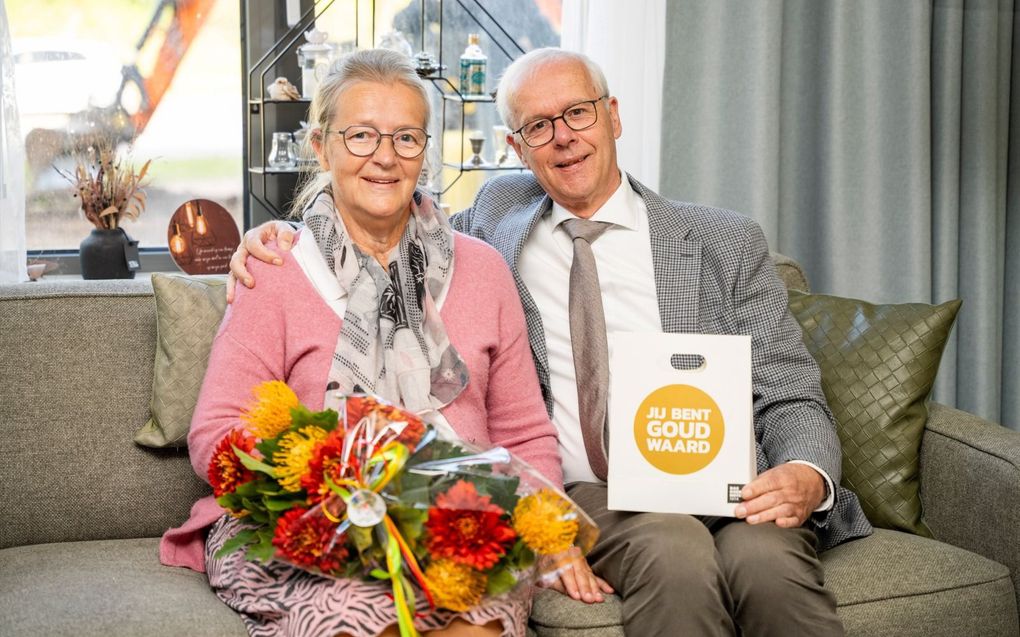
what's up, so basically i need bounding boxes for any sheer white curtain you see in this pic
[561,0,666,190]
[0,0,26,283]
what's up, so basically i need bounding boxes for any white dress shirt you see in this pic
[518,172,660,483]
[517,171,834,510]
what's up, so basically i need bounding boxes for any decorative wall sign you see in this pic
[166,199,241,275]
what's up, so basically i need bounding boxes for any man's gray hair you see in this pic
[290,48,431,217]
[496,47,609,130]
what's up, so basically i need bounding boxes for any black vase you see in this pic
[79,228,136,280]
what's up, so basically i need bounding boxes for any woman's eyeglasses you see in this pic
[323,125,430,158]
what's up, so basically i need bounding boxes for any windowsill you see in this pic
[26,249,180,277]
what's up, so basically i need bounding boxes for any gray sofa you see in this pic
[2,259,1018,636]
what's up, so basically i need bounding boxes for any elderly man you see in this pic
[230,47,871,635]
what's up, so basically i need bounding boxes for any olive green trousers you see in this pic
[566,482,843,636]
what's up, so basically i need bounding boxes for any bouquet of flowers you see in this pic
[209,381,598,637]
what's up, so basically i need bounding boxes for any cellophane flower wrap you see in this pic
[209,381,599,637]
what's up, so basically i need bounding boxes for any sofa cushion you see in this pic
[787,291,961,536]
[0,537,246,637]
[135,273,228,448]
[821,529,1019,636]
[528,529,1016,637]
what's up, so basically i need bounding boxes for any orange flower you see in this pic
[242,380,300,439]
[512,489,579,554]
[208,429,257,498]
[425,481,516,570]
[425,559,487,612]
[272,507,349,573]
[301,429,348,502]
[273,425,329,492]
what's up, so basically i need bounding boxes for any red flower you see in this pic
[272,507,349,573]
[301,429,348,503]
[208,429,257,497]
[425,480,516,570]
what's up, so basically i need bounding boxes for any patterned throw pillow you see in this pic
[134,274,227,448]
[788,290,961,537]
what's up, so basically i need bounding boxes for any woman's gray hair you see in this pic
[289,48,431,217]
[496,48,609,131]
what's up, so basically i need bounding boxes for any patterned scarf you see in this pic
[303,186,468,413]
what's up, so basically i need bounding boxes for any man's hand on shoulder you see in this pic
[735,463,826,528]
[226,220,297,303]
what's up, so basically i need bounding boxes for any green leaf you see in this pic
[291,405,338,431]
[246,530,277,563]
[216,493,242,510]
[370,568,391,580]
[485,566,518,596]
[350,525,375,552]
[508,541,536,570]
[264,496,303,512]
[242,498,269,523]
[391,506,428,544]
[476,475,520,512]
[234,447,278,477]
[233,479,260,497]
[214,527,257,558]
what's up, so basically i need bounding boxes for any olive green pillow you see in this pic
[787,290,961,537]
[134,273,228,447]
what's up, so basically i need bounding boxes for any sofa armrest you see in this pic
[920,401,1020,607]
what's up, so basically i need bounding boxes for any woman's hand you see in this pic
[537,546,613,604]
[226,220,298,302]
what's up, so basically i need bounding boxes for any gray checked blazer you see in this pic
[449,172,872,551]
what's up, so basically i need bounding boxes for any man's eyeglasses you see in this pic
[512,96,609,148]
[323,125,430,159]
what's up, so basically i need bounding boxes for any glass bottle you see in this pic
[268,132,296,170]
[297,28,332,99]
[459,34,487,97]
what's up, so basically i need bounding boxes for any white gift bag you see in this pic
[607,332,756,517]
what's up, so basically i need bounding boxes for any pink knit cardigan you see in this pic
[160,231,562,571]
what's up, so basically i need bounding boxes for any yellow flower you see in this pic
[425,559,487,612]
[512,489,579,554]
[273,426,328,492]
[242,381,300,438]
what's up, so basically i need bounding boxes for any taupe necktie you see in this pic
[562,217,611,481]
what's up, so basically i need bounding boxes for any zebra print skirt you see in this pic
[206,515,530,637]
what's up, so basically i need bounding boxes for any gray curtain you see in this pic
[660,0,1019,430]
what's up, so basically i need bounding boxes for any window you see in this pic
[8,0,243,252]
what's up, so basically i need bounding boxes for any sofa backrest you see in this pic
[0,279,207,549]
[0,254,808,549]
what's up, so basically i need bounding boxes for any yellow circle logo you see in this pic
[633,384,725,475]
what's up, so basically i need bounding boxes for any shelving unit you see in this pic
[425,76,524,196]
[240,0,546,226]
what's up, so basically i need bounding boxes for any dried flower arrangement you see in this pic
[57,136,151,230]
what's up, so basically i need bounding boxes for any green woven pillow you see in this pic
[787,290,961,537]
[134,273,227,447]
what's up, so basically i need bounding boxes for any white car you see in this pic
[12,38,125,130]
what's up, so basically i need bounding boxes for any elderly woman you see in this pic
[160,49,562,637]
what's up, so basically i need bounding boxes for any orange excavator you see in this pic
[118,0,217,138]
[24,0,216,174]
